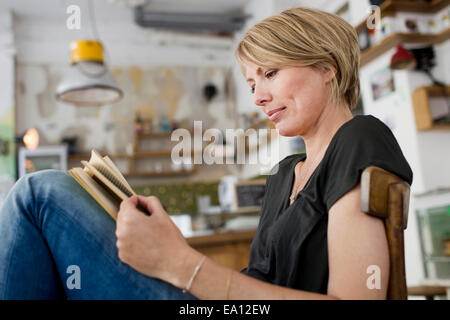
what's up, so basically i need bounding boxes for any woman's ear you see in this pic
[324,67,336,84]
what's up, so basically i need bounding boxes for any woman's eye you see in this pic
[251,87,255,94]
[265,70,277,79]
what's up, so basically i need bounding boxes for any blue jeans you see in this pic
[0,170,198,300]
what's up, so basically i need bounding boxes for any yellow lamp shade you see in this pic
[70,40,104,65]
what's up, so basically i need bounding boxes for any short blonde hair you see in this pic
[236,7,360,110]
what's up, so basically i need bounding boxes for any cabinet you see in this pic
[415,189,450,280]
[412,85,450,131]
[187,229,256,271]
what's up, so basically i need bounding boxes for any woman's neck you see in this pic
[302,104,353,162]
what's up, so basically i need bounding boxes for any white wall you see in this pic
[13,14,234,67]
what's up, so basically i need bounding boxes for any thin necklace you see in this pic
[289,148,326,203]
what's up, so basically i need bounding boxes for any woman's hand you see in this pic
[115,195,197,287]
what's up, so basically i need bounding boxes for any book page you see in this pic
[103,155,136,196]
[68,167,120,220]
[87,150,134,197]
[81,160,130,201]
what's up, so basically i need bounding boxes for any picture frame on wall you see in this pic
[18,145,68,178]
[233,179,266,213]
[369,67,396,101]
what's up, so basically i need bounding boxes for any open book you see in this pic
[68,149,136,220]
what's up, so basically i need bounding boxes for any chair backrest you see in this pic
[360,166,411,300]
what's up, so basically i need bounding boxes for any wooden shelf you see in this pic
[68,128,200,178]
[132,150,173,158]
[125,165,198,178]
[361,28,450,67]
[132,150,198,158]
[355,0,450,31]
[382,0,449,13]
[71,129,200,178]
[135,129,194,138]
[136,131,172,138]
[412,85,450,131]
[186,229,256,247]
[68,153,130,161]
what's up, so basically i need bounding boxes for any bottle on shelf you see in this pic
[161,115,171,133]
[152,117,160,133]
[134,112,143,133]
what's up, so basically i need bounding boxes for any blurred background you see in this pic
[0,0,449,298]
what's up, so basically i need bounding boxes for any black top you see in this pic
[240,115,413,293]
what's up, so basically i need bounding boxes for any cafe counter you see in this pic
[186,229,257,271]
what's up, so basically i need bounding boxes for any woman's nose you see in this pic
[253,86,272,107]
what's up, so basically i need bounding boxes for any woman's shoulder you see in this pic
[268,153,305,176]
[328,115,411,172]
[334,115,393,143]
[321,115,413,210]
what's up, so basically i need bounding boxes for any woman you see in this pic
[0,7,412,299]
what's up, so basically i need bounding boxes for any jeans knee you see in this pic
[14,170,74,200]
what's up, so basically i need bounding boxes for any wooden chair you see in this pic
[360,166,411,300]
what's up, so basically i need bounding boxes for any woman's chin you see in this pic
[274,121,299,137]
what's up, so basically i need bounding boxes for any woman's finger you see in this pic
[118,195,149,222]
[138,195,165,216]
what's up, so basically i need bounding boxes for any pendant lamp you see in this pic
[56,40,123,106]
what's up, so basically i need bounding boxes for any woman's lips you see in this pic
[268,107,287,121]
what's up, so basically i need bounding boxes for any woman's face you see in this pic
[244,61,333,137]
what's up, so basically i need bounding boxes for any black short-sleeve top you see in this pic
[240,115,413,293]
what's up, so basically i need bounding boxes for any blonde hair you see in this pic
[236,7,360,110]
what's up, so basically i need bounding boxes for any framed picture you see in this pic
[233,179,266,213]
[370,67,395,101]
[18,145,68,178]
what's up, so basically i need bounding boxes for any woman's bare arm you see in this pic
[116,184,389,300]
[327,183,389,299]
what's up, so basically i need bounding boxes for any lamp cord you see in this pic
[86,0,113,70]
[88,0,100,41]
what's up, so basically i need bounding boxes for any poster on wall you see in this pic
[0,106,15,179]
[370,67,395,101]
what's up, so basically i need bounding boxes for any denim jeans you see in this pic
[0,170,198,300]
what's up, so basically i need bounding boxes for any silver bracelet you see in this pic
[182,255,206,293]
